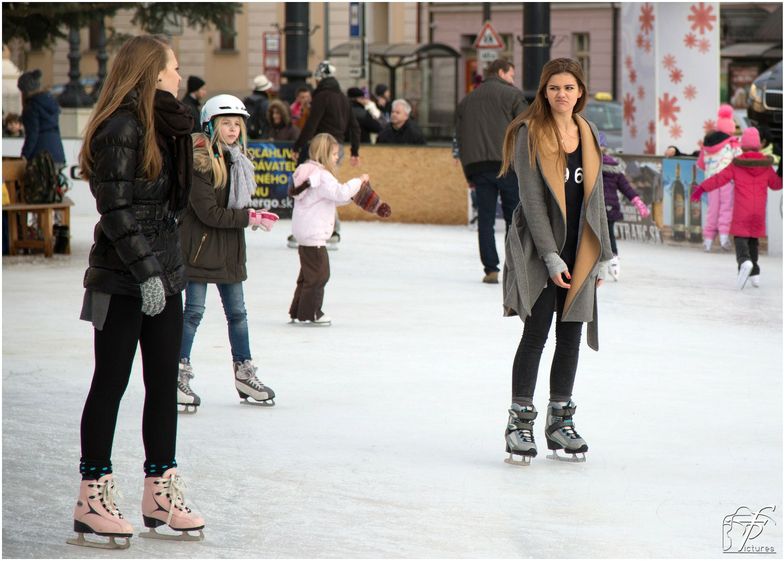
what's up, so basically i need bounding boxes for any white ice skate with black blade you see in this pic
[177,359,201,414]
[545,400,588,462]
[608,256,620,281]
[234,359,276,406]
[504,403,538,466]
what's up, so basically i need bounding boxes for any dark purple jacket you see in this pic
[602,154,640,222]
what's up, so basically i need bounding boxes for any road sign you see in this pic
[473,21,504,50]
[478,49,499,62]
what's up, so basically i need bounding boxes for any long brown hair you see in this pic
[500,58,588,176]
[79,35,170,181]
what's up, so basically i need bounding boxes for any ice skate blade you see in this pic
[178,404,198,414]
[67,533,131,549]
[547,451,587,463]
[240,397,275,407]
[140,527,204,541]
[504,453,533,466]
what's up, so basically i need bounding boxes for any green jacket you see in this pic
[179,133,250,283]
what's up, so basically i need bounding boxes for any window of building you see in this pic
[218,13,236,51]
[572,33,590,84]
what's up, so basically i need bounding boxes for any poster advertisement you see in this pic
[614,154,663,244]
[247,140,296,218]
[660,156,706,244]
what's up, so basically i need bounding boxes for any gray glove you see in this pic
[140,276,166,316]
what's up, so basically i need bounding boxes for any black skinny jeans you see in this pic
[734,236,760,275]
[80,293,182,475]
[512,281,583,403]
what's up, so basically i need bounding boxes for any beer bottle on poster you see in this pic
[671,163,686,241]
[689,164,702,243]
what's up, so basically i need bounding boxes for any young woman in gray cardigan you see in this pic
[499,58,613,465]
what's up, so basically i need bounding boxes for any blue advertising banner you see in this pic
[247,141,296,218]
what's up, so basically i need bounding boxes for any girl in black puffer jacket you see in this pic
[72,35,205,547]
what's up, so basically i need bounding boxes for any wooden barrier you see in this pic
[334,145,468,225]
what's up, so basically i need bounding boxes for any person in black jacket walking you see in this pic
[72,35,204,548]
[455,59,528,284]
[181,75,206,134]
[347,86,384,143]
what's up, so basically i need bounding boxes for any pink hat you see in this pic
[716,104,735,136]
[740,127,761,149]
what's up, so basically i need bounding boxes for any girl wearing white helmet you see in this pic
[177,94,279,411]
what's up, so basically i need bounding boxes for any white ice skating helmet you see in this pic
[313,60,336,81]
[200,94,250,131]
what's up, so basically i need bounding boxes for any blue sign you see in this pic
[349,2,361,38]
[246,141,297,218]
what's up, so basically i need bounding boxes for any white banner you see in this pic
[621,3,657,154]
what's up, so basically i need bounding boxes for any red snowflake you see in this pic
[648,120,656,135]
[639,3,655,34]
[683,84,697,101]
[688,2,717,35]
[624,93,637,126]
[669,124,683,139]
[630,69,637,84]
[703,119,716,134]
[625,55,633,70]
[670,68,684,84]
[630,125,638,138]
[698,38,710,54]
[658,93,681,126]
[644,39,652,53]
[636,34,645,49]
[683,33,697,49]
[644,137,656,155]
[662,54,677,70]
[638,86,646,100]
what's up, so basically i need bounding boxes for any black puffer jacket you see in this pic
[293,77,361,157]
[83,93,187,297]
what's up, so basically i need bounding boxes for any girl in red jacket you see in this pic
[692,127,782,289]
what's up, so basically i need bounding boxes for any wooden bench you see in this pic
[3,158,74,257]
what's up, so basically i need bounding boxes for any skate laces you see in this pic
[179,361,194,382]
[158,473,191,525]
[96,477,124,518]
[236,361,264,388]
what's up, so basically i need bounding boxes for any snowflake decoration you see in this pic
[688,2,717,35]
[703,119,716,134]
[630,125,638,139]
[683,84,697,101]
[670,68,684,84]
[624,93,637,126]
[630,69,637,84]
[638,86,646,100]
[662,54,677,70]
[683,33,698,49]
[658,93,681,126]
[645,138,656,155]
[625,55,634,70]
[636,34,645,49]
[648,120,656,135]
[669,124,683,139]
[698,38,710,54]
[639,3,655,34]
[644,39,652,53]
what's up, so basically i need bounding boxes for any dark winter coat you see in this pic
[602,154,641,222]
[698,151,782,237]
[268,123,300,142]
[350,100,383,143]
[178,134,251,283]
[181,94,202,134]
[83,95,187,297]
[376,119,426,145]
[503,116,613,351]
[21,92,66,164]
[244,91,271,140]
[293,77,361,157]
[455,76,528,177]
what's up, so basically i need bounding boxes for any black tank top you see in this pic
[561,141,584,271]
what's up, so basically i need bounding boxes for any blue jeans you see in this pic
[180,282,251,363]
[471,170,520,274]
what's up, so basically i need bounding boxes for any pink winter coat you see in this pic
[698,152,782,237]
[291,160,362,247]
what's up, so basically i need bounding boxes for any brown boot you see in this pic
[482,271,499,284]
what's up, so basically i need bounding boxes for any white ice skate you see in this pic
[177,359,201,414]
[140,468,205,541]
[737,260,753,290]
[750,274,760,288]
[327,232,340,251]
[545,401,588,463]
[608,256,620,282]
[67,474,133,550]
[234,359,276,406]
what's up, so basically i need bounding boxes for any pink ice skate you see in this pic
[140,468,205,541]
[66,474,133,549]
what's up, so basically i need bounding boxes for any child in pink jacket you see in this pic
[288,133,390,325]
[692,127,782,289]
[696,104,742,252]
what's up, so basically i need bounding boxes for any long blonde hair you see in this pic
[308,133,339,176]
[80,35,170,181]
[500,58,588,176]
[207,115,249,189]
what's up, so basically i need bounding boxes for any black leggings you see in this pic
[608,220,618,255]
[512,281,583,403]
[80,293,182,477]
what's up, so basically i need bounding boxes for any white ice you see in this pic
[2,183,782,559]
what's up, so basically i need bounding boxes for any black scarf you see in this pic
[153,89,194,212]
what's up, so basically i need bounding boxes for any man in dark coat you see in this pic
[244,74,272,140]
[182,76,206,133]
[376,99,426,145]
[347,87,384,143]
[454,58,528,284]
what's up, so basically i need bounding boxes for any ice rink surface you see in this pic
[2,187,782,559]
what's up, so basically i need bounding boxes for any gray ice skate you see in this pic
[177,359,201,414]
[234,360,276,406]
[504,403,538,466]
[545,400,588,462]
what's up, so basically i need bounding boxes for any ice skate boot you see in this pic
[177,359,201,414]
[287,234,298,249]
[140,468,205,541]
[720,234,732,252]
[750,274,760,288]
[545,400,588,462]
[67,474,133,549]
[327,231,340,251]
[737,260,753,290]
[703,238,713,252]
[608,256,620,281]
[234,359,276,406]
[504,403,538,466]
